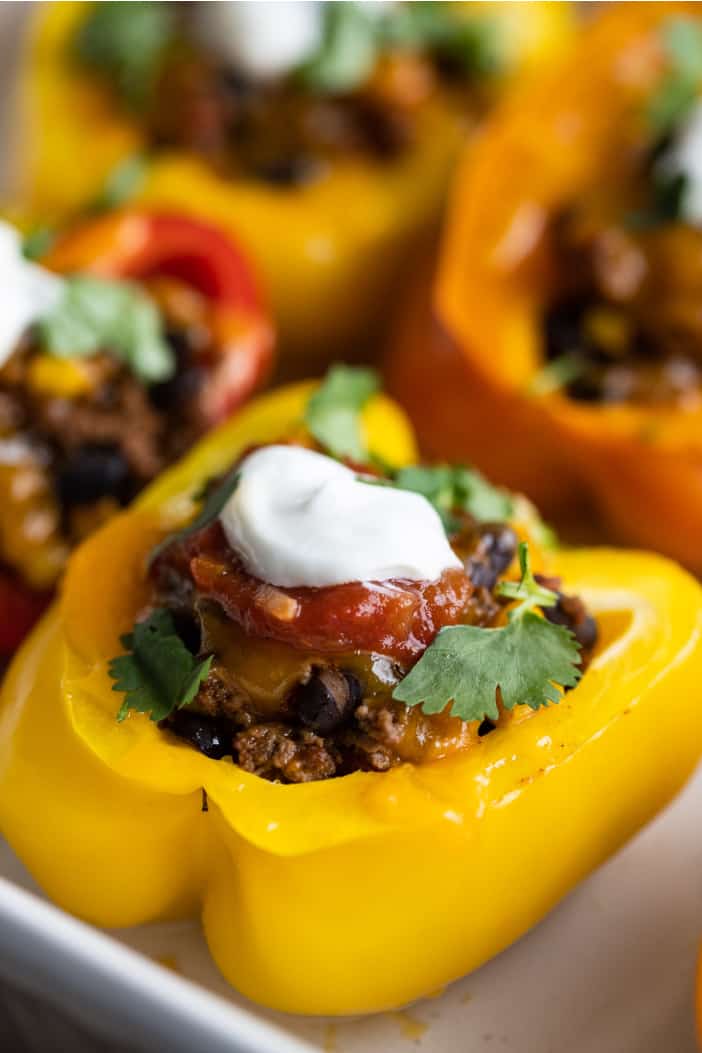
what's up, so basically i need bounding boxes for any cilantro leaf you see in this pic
[22,226,58,262]
[298,2,380,93]
[74,1,175,110]
[37,275,175,384]
[387,3,502,78]
[297,1,503,95]
[394,464,513,530]
[148,467,241,567]
[648,76,698,136]
[648,17,702,135]
[453,466,514,522]
[393,542,582,722]
[305,365,380,460]
[663,17,702,82]
[109,609,212,723]
[527,353,585,397]
[88,153,149,212]
[393,614,581,721]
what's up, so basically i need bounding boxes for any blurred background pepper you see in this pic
[386,1,702,571]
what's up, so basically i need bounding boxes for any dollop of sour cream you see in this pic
[0,221,64,369]
[196,1,324,80]
[657,100,702,225]
[219,445,462,589]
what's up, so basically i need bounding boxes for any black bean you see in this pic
[162,710,232,760]
[253,155,322,188]
[216,68,257,101]
[149,330,204,413]
[56,444,134,506]
[543,298,588,362]
[544,597,599,652]
[290,668,361,734]
[573,613,598,652]
[468,523,518,590]
[566,374,606,403]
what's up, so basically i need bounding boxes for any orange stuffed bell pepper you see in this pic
[386,2,702,568]
[18,1,572,373]
[0,209,273,658]
[1,371,702,1015]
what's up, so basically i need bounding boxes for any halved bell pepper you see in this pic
[385,2,702,566]
[0,207,273,658]
[18,1,573,373]
[1,381,701,1015]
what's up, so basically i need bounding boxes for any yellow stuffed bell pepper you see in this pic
[1,379,702,1016]
[18,1,573,374]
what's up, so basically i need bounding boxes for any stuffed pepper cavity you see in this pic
[1,371,701,1015]
[0,209,273,656]
[20,1,573,370]
[386,2,702,566]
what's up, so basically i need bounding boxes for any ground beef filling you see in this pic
[134,42,485,184]
[0,279,215,590]
[543,210,702,407]
[152,517,598,782]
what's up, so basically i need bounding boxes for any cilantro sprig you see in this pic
[297,2,380,94]
[298,1,503,94]
[628,17,702,229]
[527,353,585,397]
[148,467,241,566]
[648,17,702,136]
[74,1,175,110]
[37,275,174,384]
[393,464,513,531]
[306,367,516,529]
[305,364,380,461]
[22,154,149,262]
[109,609,212,723]
[393,543,582,722]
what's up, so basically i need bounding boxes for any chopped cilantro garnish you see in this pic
[37,275,175,384]
[662,17,702,83]
[297,2,379,94]
[89,153,149,212]
[148,467,241,567]
[528,353,585,397]
[393,542,582,722]
[647,17,702,135]
[74,1,175,110]
[385,2,502,77]
[298,1,503,94]
[394,464,513,531]
[109,608,212,723]
[22,225,58,262]
[305,365,380,461]
[22,155,148,262]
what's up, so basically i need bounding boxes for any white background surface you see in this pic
[2,759,702,1053]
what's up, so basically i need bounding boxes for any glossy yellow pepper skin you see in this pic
[1,382,702,1015]
[18,2,573,374]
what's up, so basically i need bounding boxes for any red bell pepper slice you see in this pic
[44,209,275,420]
[0,570,51,658]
